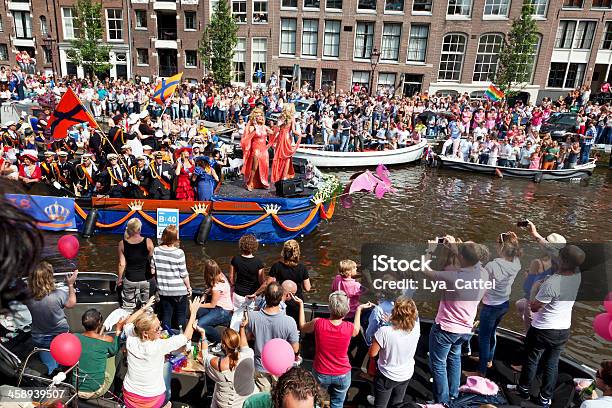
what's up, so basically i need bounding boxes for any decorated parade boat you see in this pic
[294,140,428,168]
[436,154,597,182]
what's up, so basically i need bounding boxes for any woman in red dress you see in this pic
[174,148,195,200]
[241,107,273,190]
[18,153,41,185]
[270,104,303,184]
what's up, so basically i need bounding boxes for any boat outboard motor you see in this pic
[196,214,213,245]
[533,173,543,183]
[81,208,98,238]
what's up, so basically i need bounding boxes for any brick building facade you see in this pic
[0,0,611,101]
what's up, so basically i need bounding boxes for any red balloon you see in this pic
[50,333,82,366]
[57,235,79,259]
[604,292,612,315]
[593,313,612,342]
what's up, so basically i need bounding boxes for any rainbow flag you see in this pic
[484,84,505,101]
[153,72,183,105]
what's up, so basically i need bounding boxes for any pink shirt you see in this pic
[331,275,364,318]
[313,318,353,375]
[213,275,234,311]
[433,265,488,334]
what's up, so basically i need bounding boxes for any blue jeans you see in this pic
[579,144,592,164]
[196,307,232,343]
[32,334,59,374]
[314,371,351,408]
[340,134,350,152]
[159,295,188,331]
[478,301,509,375]
[429,323,471,404]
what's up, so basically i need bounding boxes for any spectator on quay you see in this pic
[196,259,234,344]
[331,260,367,320]
[580,360,612,408]
[243,367,322,408]
[229,234,265,313]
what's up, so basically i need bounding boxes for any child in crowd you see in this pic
[331,260,366,320]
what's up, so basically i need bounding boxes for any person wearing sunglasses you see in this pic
[580,361,612,408]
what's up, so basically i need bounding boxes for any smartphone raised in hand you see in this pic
[517,220,529,228]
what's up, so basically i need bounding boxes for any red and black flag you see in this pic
[47,88,99,140]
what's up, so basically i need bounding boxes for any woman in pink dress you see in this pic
[270,104,303,184]
[241,107,273,190]
[174,148,195,200]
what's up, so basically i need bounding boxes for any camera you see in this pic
[517,220,529,227]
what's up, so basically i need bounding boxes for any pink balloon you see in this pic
[57,235,79,259]
[261,338,294,376]
[604,293,612,315]
[593,313,612,342]
[50,333,82,366]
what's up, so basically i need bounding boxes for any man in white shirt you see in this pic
[517,245,585,408]
[580,361,612,408]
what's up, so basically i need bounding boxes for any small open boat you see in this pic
[294,140,428,168]
[437,155,597,182]
[0,272,596,408]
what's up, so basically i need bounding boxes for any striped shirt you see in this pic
[153,246,189,297]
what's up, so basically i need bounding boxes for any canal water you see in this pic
[44,166,612,367]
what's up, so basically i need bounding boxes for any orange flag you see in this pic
[47,88,99,140]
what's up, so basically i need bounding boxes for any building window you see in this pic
[602,22,612,49]
[407,24,428,62]
[211,0,220,14]
[528,0,548,16]
[302,19,319,56]
[252,38,267,83]
[13,11,32,39]
[385,0,404,12]
[555,21,575,48]
[484,0,510,16]
[381,23,401,61]
[185,12,196,30]
[354,22,374,59]
[135,10,147,29]
[0,44,8,61]
[514,34,540,84]
[573,21,596,49]
[253,0,268,23]
[40,16,48,36]
[403,74,423,96]
[447,0,471,16]
[0,17,3,32]
[352,71,370,91]
[305,0,320,8]
[233,38,246,83]
[282,0,297,7]
[323,20,341,57]
[547,62,585,88]
[321,69,337,90]
[62,8,79,40]
[185,50,197,67]
[301,68,316,88]
[358,0,377,11]
[438,33,467,81]
[377,72,396,93]
[106,9,123,41]
[280,18,296,55]
[232,0,247,22]
[326,0,342,8]
[413,0,432,12]
[137,48,149,65]
[43,46,52,64]
[562,0,583,7]
[593,0,611,8]
[473,33,503,82]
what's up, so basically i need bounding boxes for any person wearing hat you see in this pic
[75,154,99,198]
[108,114,126,154]
[121,144,136,168]
[138,110,157,150]
[17,152,41,185]
[149,151,173,200]
[40,151,60,184]
[56,151,75,192]
[102,153,129,198]
[128,155,151,199]
[2,121,20,150]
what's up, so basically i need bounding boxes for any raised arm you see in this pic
[293,294,316,333]
[352,302,374,337]
[64,269,79,309]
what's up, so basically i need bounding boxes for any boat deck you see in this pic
[216,175,315,199]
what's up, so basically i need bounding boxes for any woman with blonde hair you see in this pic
[269,103,303,184]
[25,261,78,374]
[196,259,234,344]
[194,315,255,407]
[368,297,420,408]
[477,231,522,376]
[118,218,155,311]
[240,106,273,190]
[268,239,311,323]
[122,296,201,408]
[152,224,192,330]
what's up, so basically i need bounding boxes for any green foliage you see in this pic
[66,0,112,76]
[495,1,540,95]
[199,0,238,86]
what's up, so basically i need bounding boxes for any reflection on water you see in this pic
[43,166,612,367]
